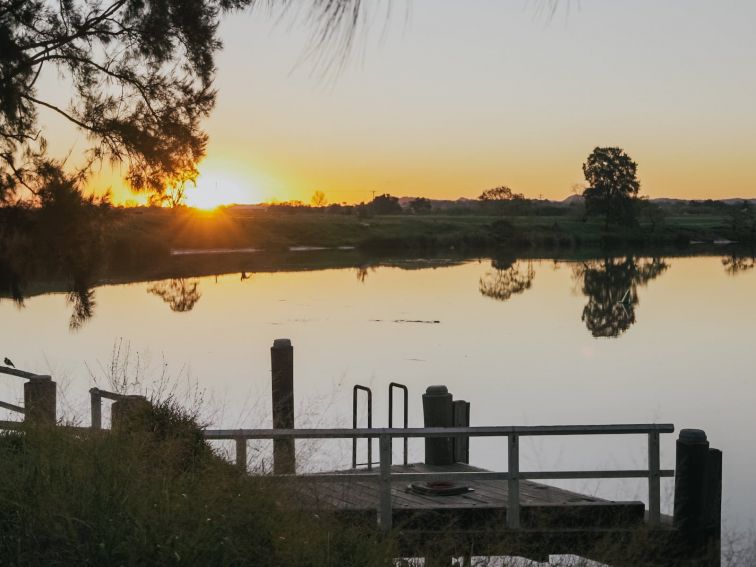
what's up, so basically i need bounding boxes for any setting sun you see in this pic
[185,167,260,210]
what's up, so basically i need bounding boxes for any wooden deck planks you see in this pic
[299,462,645,528]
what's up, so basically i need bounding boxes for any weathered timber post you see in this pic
[703,448,723,566]
[90,388,102,430]
[23,375,56,425]
[422,385,453,465]
[673,429,722,563]
[453,399,470,464]
[111,395,151,432]
[271,338,295,474]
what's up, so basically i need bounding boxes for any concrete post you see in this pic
[422,385,453,465]
[271,338,295,474]
[23,376,56,425]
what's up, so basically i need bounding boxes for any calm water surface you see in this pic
[1,254,755,534]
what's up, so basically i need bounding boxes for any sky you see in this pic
[39,0,756,206]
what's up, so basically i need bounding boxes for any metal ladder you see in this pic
[352,382,408,469]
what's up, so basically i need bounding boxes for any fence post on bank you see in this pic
[111,395,151,432]
[271,338,295,474]
[90,388,102,430]
[23,375,56,425]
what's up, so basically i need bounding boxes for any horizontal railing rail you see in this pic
[0,366,52,420]
[0,366,49,380]
[0,400,25,415]
[204,424,674,440]
[203,423,674,531]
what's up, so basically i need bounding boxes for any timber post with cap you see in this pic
[271,338,295,474]
[24,375,56,425]
[673,428,722,564]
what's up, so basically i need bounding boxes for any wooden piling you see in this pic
[673,428,722,563]
[422,385,453,465]
[673,429,709,537]
[271,338,295,474]
[23,376,56,425]
[453,399,470,464]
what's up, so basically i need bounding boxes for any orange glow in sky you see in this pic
[34,2,756,206]
[185,165,261,210]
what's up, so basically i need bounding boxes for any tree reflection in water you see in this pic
[356,265,376,283]
[573,257,668,338]
[722,253,755,276]
[67,277,96,331]
[479,258,535,302]
[147,279,202,312]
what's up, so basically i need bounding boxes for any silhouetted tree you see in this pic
[574,256,668,338]
[369,193,401,215]
[409,197,432,214]
[479,186,524,202]
[479,259,535,302]
[311,191,328,207]
[148,279,202,312]
[0,0,365,205]
[582,147,640,227]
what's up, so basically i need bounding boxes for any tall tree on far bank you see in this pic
[311,190,328,207]
[582,147,640,227]
[479,186,524,202]
[369,193,401,214]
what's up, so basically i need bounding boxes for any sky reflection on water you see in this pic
[1,254,755,532]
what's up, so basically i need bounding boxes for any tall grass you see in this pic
[0,401,395,566]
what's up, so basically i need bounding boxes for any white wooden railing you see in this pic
[203,424,675,531]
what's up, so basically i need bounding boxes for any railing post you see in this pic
[236,437,247,472]
[89,388,102,430]
[23,375,56,425]
[271,338,295,474]
[378,434,392,532]
[648,431,661,526]
[507,433,520,529]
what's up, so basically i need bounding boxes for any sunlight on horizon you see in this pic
[185,167,262,209]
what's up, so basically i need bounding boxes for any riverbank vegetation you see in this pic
[92,197,756,256]
[0,401,393,566]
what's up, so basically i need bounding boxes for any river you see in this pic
[1,252,754,545]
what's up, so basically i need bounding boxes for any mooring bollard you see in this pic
[111,395,151,432]
[23,376,56,425]
[271,338,295,474]
[422,385,454,465]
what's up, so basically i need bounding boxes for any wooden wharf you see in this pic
[0,338,724,565]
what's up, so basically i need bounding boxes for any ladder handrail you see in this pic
[351,385,372,469]
[388,382,408,465]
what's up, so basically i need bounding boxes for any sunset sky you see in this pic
[39,1,756,206]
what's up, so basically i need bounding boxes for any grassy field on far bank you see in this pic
[110,206,748,262]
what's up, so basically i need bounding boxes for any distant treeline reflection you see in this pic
[1,248,755,331]
[477,255,673,338]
